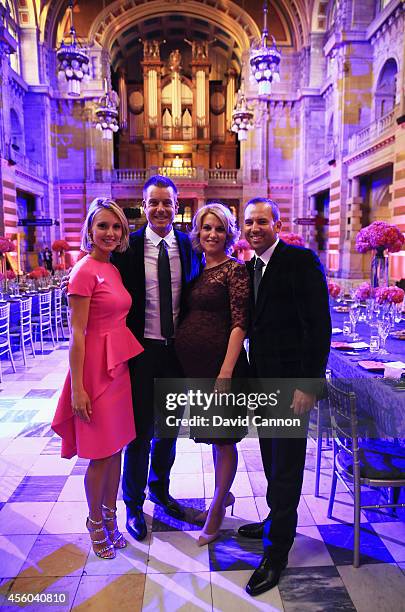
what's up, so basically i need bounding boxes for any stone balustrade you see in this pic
[112,167,241,185]
[348,108,396,153]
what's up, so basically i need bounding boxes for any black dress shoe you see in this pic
[246,557,287,596]
[238,520,265,539]
[148,491,185,519]
[126,508,147,541]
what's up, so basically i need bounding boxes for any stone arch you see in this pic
[41,0,309,53]
[88,0,261,57]
[374,57,398,119]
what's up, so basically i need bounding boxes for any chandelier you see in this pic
[231,87,254,141]
[56,0,90,97]
[250,0,281,96]
[95,90,120,140]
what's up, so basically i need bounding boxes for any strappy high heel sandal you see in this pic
[86,516,115,559]
[195,492,235,524]
[102,504,127,549]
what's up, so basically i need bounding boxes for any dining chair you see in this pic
[0,303,16,382]
[309,397,332,497]
[52,288,65,341]
[327,377,405,567]
[9,297,36,365]
[32,291,55,353]
[308,369,332,496]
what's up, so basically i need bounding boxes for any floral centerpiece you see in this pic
[354,282,373,301]
[52,239,71,271]
[280,232,305,247]
[28,266,51,280]
[233,238,254,262]
[328,281,341,299]
[355,221,404,287]
[373,285,404,323]
[0,236,15,291]
[387,286,405,304]
[0,270,16,280]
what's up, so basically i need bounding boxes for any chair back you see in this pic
[0,303,11,352]
[38,291,52,326]
[53,288,62,319]
[18,297,32,339]
[327,377,359,459]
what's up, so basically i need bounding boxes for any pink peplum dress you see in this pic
[52,255,143,460]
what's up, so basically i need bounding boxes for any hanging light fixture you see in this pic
[56,0,90,97]
[95,89,120,140]
[231,84,254,141]
[250,0,281,96]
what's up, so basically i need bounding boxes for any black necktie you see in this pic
[254,257,264,303]
[158,239,174,338]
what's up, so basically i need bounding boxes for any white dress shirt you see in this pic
[143,226,182,339]
[255,237,280,279]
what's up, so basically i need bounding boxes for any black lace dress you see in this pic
[175,258,250,443]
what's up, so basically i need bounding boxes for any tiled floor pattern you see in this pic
[0,343,404,611]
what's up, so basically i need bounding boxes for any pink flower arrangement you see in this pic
[52,239,70,253]
[281,232,305,247]
[0,236,15,254]
[28,266,50,279]
[328,282,341,299]
[234,239,251,251]
[0,270,16,280]
[374,285,404,304]
[356,221,404,254]
[387,286,405,304]
[54,263,65,271]
[354,282,373,301]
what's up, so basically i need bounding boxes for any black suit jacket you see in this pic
[247,240,331,392]
[112,226,201,339]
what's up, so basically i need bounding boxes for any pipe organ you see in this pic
[117,41,238,170]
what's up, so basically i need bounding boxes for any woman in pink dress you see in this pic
[52,198,143,559]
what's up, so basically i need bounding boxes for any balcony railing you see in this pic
[113,169,148,182]
[348,108,396,154]
[208,169,239,182]
[112,167,241,185]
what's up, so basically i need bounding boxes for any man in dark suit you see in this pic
[112,175,201,541]
[239,198,331,596]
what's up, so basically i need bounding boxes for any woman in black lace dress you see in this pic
[175,203,250,546]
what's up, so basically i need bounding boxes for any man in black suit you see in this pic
[113,175,201,541]
[239,198,331,596]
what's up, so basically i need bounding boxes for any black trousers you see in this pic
[122,340,183,511]
[260,434,308,565]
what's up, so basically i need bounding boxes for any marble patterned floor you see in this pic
[0,341,404,611]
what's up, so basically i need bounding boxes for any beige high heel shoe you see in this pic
[102,504,127,549]
[86,516,116,559]
[197,506,226,547]
[195,492,235,524]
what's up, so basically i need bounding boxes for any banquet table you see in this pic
[328,307,405,438]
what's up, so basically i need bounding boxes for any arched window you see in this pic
[10,108,23,155]
[0,0,20,73]
[375,58,398,119]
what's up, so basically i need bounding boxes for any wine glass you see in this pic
[377,316,391,355]
[349,305,360,340]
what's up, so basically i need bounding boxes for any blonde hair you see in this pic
[190,203,240,255]
[81,198,129,253]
